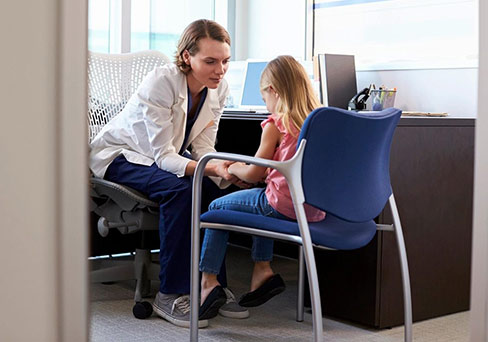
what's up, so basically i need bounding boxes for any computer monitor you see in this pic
[319,54,357,109]
[239,61,268,110]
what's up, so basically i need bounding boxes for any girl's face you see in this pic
[261,86,279,114]
[184,37,231,90]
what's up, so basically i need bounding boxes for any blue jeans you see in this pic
[199,187,291,275]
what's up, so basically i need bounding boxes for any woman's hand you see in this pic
[212,160,235,180]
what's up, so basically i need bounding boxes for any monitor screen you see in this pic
[240,61,268,108]
[320,54,357,109]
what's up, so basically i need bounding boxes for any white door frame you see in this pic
[58,0,89,340]
[470,0,488,340]
[0,0,88,340]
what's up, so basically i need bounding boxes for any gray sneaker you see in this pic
[152,292,208,328]
[218,288,250,319]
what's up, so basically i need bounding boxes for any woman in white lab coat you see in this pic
[89,19,247,327]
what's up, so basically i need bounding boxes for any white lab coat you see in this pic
[89,63,229,185]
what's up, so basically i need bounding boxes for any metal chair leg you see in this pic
[295,205,323,342]
[389,194,413,342]
[190,165,205,342]
[297,245,305,322]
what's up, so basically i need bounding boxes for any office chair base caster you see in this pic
[133,301,153,319]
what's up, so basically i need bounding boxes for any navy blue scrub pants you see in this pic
[105,154,228,294]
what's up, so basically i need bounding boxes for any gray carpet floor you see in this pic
[90,245,469,342]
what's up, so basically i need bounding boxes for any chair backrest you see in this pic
[87,50,171,142]
[298,107,401,222]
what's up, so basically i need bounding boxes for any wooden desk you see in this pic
[216,113,475,328]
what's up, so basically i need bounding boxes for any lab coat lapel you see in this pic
[184,88,219,149]
[172,75,188,152]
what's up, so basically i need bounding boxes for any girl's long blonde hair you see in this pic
[260,55,320,135]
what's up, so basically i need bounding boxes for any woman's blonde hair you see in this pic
[260,55,320,135]
[175,19,231,74]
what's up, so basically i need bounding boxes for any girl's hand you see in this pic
[228,162,245,175]
[211,161,249,188]
[222,161,252,188]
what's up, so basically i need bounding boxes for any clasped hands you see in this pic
[214,160,258,189]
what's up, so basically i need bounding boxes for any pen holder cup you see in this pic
[371,90,396,111]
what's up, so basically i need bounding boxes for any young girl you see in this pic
[197,55,326,320]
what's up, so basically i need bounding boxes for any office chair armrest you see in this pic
[192,141,308,219]
[90,177,158,211]
[193,141,307,208]
[192,152,282,222]
[202,151,283,170]
[191,143,309,235]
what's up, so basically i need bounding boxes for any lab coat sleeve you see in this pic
[139,70,190,177]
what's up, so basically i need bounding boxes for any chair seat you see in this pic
[201,210,377,250]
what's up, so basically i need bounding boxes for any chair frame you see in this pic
[189,140,412,342]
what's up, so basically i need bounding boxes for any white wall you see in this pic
[470,0,488,340]
[0,2,59,339]
[239,0,306,60]
[357,68,478,117]
[0,0,88,341]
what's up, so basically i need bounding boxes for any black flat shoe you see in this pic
[199,286,227,320]
[238,274,286,307]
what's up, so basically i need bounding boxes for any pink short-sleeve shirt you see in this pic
[261,114,326,222]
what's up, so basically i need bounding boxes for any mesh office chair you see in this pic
[88,50,171,318]
[189,107,412,342]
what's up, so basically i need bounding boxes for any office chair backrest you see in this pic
[298,107,401,222]
[87,50,171,142]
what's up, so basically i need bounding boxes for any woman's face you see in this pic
[184,37,231,90]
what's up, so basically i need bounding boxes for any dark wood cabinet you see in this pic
[217,114,475,328]
[377,118,474,327]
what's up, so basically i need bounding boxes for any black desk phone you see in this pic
[348,87,370,111]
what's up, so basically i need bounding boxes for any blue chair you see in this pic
[189,107,412,342]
